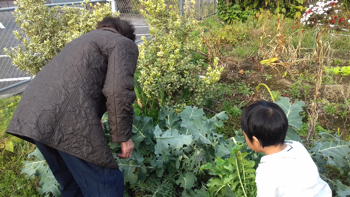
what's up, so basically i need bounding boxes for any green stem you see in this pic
[215,184,228,196]
[239,152,247,189]
[235,156,248,197]
[231,137,237,144]
[320,174,335,184]
[255,83,275,102]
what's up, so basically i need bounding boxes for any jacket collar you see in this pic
[99,27,120,34]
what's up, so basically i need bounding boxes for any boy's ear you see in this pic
[252,136,262,148]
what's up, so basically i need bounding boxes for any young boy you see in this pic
[241,101,332,197]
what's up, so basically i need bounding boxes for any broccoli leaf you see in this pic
[176,172,197,189]
[154,126,193,156]
[310,133,350,170]
[117,158,144,184]
[334,180,350,197]
[285,127,301,142]
[158,107,181,130]
[21,148,60,197]
[275,97,305,130]
[132,116,154,149]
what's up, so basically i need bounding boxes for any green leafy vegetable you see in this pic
[310,133,350,171]
[201,143,257,197]
[275,97,305,130]
[21,148,60,197]
[176,172,197,190]
[286,127,302,142]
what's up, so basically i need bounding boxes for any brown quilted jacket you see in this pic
[6,27,139,168]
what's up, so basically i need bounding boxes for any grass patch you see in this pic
[0,96,39,196]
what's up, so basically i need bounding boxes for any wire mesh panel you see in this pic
[117,0,144,18]
[198,0,216,19]
[0,1,121,93]
[0,9,31,90]
[0,0,145,94]
[180,0,216,19]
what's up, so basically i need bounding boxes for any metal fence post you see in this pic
[199,0,202,20]
[213,0,216,14]
[107,0,118,13]
[180,0,183,16]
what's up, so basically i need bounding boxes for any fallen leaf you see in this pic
[260,57,279,65]
[238,69,244,75]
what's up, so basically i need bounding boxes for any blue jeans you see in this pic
[34,141,124,197]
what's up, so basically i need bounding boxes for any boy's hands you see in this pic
[117,139,134,159]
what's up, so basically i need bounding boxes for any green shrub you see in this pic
[206,24,248,46]
[217,3,255,23]
[137,0,223,109]
[216,0,306,24]
[5,0,114,75]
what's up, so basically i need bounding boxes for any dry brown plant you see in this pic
[307,26,331,141]
[258,14,312,77]
[201,32,221,61]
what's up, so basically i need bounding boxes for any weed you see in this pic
[265,74,273,80]
[237,82,252,95]
[333,59,342,65]
[232,44,259,59]
[303,84,312,98]
[301,111,307,119]
[286,80,302,99]
[222,101,242,120]
[271,91,281,100]
[322,75,337,84]
[0,142,38,196]
[339,110,348,120]
[339,104,348,120]
[215,83,236,100]
[297,123,331,136]
[323,103,338,115]
[0,96,21,138]
[0,96,39,195]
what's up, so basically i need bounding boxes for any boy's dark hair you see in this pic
[240,100,288,148]
[97,16,136,42]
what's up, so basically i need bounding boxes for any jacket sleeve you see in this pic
[102,38,139,143]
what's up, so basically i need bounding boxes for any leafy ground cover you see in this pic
[21,98,350,196]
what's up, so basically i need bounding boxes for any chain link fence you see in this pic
[0,1,112,94]
[180,0,216,20]
[117,0,144,18]
[0,0,216,96]
[0,8,31,91]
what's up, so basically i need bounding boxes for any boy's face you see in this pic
[242,131,263,152]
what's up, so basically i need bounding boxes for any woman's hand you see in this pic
[117,139,134,159]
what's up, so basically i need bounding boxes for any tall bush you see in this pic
[137,0,223,109]
[5,0,114,75]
